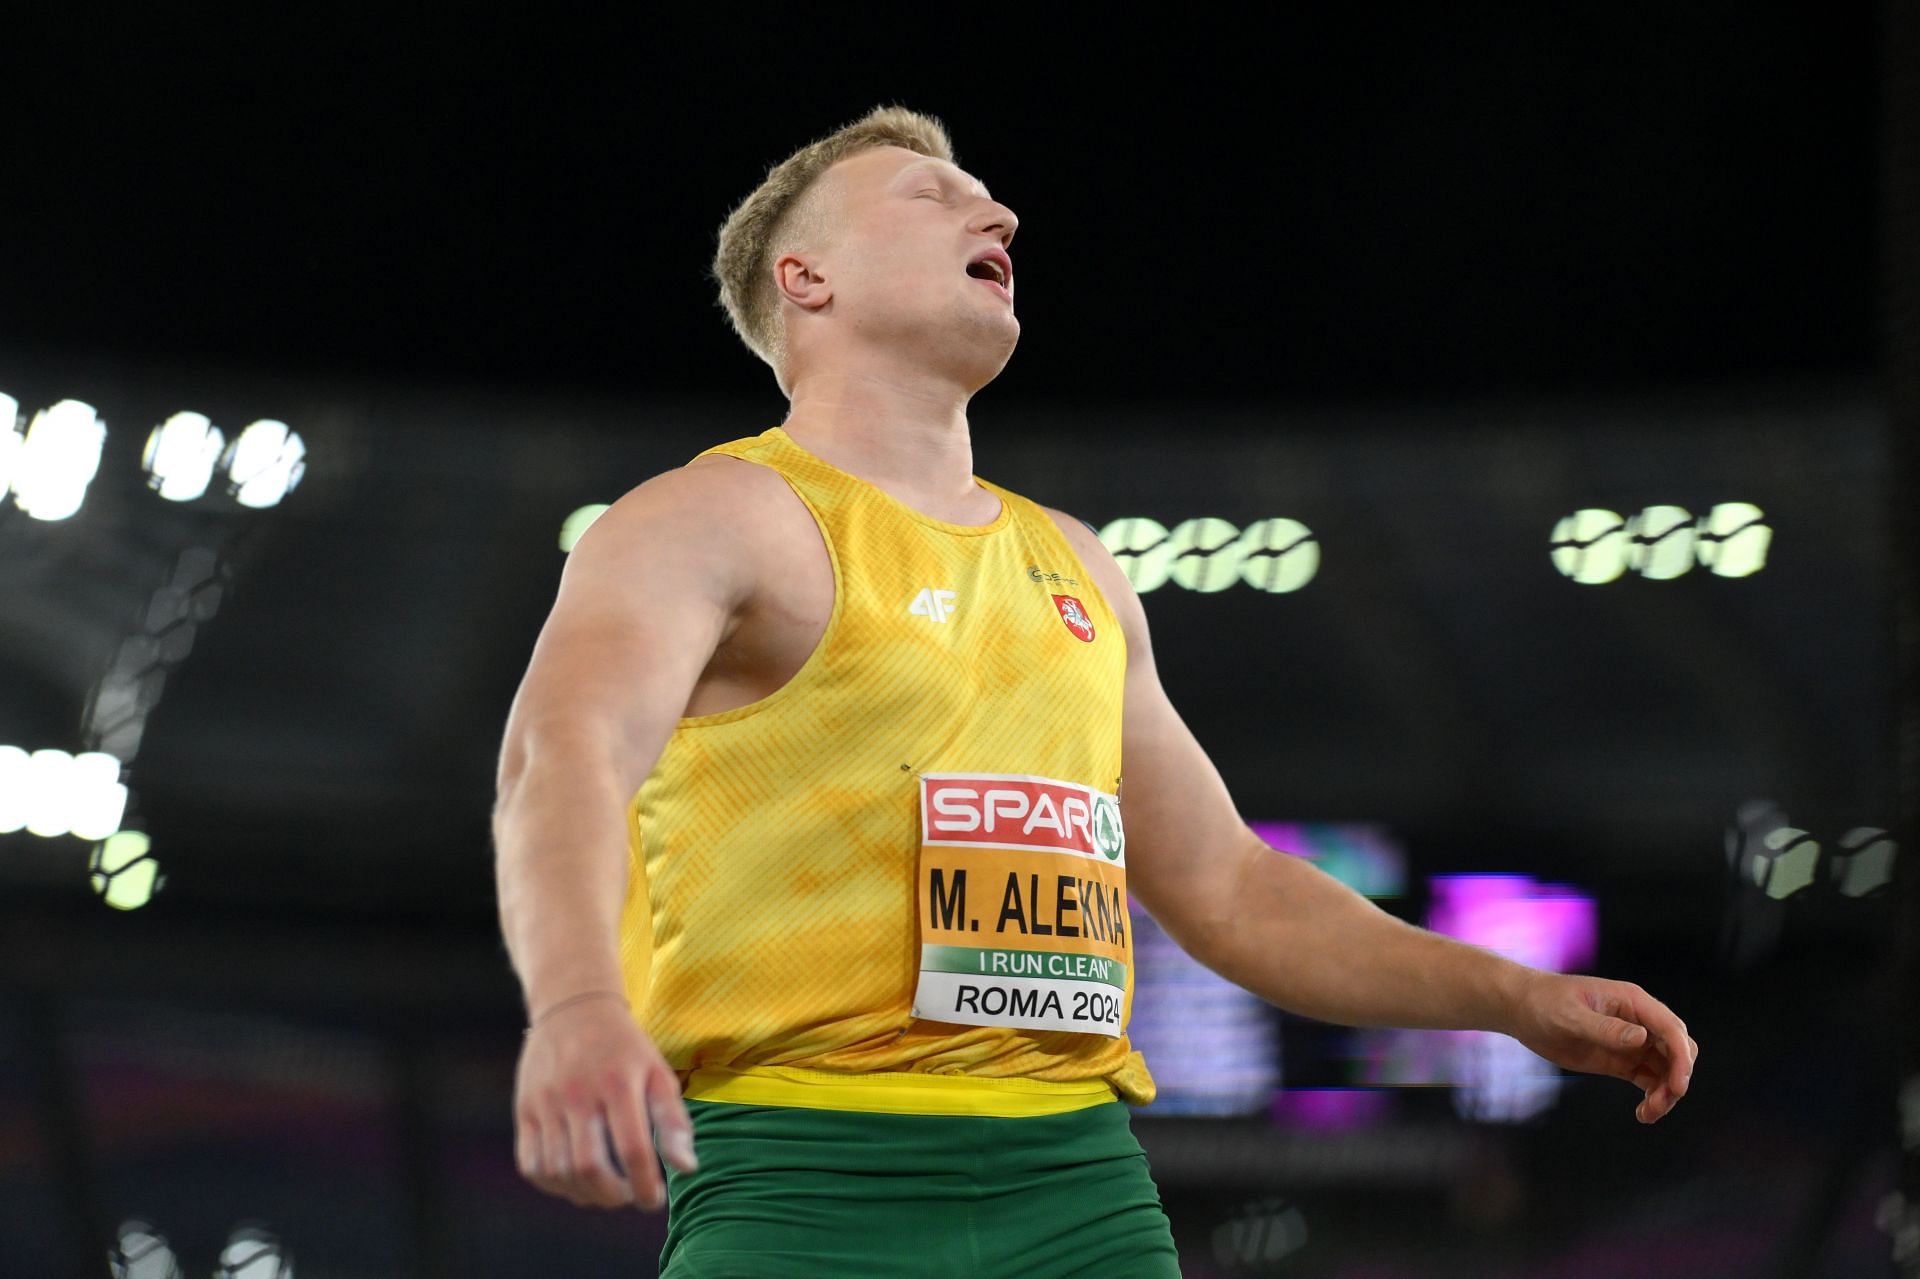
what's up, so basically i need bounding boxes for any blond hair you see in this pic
[711,105,955,394]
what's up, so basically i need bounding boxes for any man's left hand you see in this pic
[1504,972,1698,1124]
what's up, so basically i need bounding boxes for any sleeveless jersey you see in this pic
[616,426,1154,1111]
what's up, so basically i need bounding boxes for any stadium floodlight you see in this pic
[221,419,306,509]
[13,399,105,521]
[0,747,127,840]
[1098,516,1321,595]
[23,748,79,837]
[91,831,160,911]
[143,411,226,502]
[1628,504,1696,580]
[1695,502,1771,578]
[0,745,29,834]
[560,503,611,552]
[216,1224,293,1278]
[0,392,20,501]
[69,751,128,841]
[109,1218,183,1279]
[1549,509,1630,584]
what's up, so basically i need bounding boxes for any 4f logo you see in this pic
[910,588,958,623]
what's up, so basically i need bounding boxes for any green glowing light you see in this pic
[90,831,160,911]
[559,504,611,553]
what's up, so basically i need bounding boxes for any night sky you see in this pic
[3,7,1881,404]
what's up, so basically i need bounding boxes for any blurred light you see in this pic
[1751,825,1821,900]
[0,746,127,840]
[1878,1191,1920,1264]
[1099,517,1173,592]
[1236,517,1320,593]
[1549,509,1629,584]
[1831,827,1897,897]
[1269,1087,1392,1130]
[1097,517,1319,594]
[1627,504,1696,579]
[1427,875,1598,974]
[222,419,306,508]
[1725,802,1890,904]
[91,831,160,910]
[143,411,226,501]
[70,751,130,840]
[1453,1028,1561,1123]
[1250,821,1406,898]
[23,748,80,837]
[1166,516,1243,592]
[217,1224,293,1278]
[1130,908,1279,1116]
[1360,875,1598,1123]
[559,503,611,552]
[1211,1199,1308,1270]
[13,398,105,521]
[1695,502,1771,577]
[0,745,29,833]
[0,391,20,500]
[110,1218,182,1279]
[1554,503,1770,583]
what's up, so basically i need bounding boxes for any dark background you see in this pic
[0,7,1910,1277]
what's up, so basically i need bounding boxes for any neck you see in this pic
[779,364,980,508]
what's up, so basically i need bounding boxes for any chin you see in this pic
[964,323,1020,391]
[918,307,1018,386]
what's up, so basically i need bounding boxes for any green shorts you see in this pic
[660,1099,1180,1278]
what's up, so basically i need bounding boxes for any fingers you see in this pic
[516,1070,693,1211]
[605,1070,667,1210]
[1587,982,1697,1125]
[516,1114,559,1198]
[515,1109,578,1204]
[647,1064,699,1174]
[543,1115,575,1197]
[565,1109,637,1208]
[1633,1035,1699,1123]
[1587,1011,1649,1052]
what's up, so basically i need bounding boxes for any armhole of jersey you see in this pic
[669,452,848,729]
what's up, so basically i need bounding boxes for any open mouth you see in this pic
[965,253,1012,300]
[965,258,1009,287]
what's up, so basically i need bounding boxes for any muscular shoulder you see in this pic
[565,450,806,612]
[584,452,798,548]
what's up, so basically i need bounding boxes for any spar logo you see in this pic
[1052,594,1096,642]
[922,774,1125,863]
[1092,794,1124,860]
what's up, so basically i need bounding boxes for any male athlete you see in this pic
[493,106,1698,1277]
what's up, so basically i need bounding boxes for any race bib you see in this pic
[912,773,1130,1037]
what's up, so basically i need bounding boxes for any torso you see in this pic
[678,451,1054,719]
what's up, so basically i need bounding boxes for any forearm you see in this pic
[1192,832,1535,1034]
[493,745,639,1018]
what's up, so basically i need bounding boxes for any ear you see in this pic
[774,251,832,314]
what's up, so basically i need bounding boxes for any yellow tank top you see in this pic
[616,426,1155,1114]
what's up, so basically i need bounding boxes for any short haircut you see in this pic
[711,105,955,395]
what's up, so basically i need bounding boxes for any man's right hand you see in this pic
[513,998,697,1210]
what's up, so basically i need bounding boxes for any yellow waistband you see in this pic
[681,1065,1120,1118]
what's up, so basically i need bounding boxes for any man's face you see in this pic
[800,146,1021,377]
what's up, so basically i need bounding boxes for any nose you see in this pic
[970,199,1018,248]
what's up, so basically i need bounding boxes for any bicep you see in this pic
[1115,643,1256,948]
[498,466,750,793]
